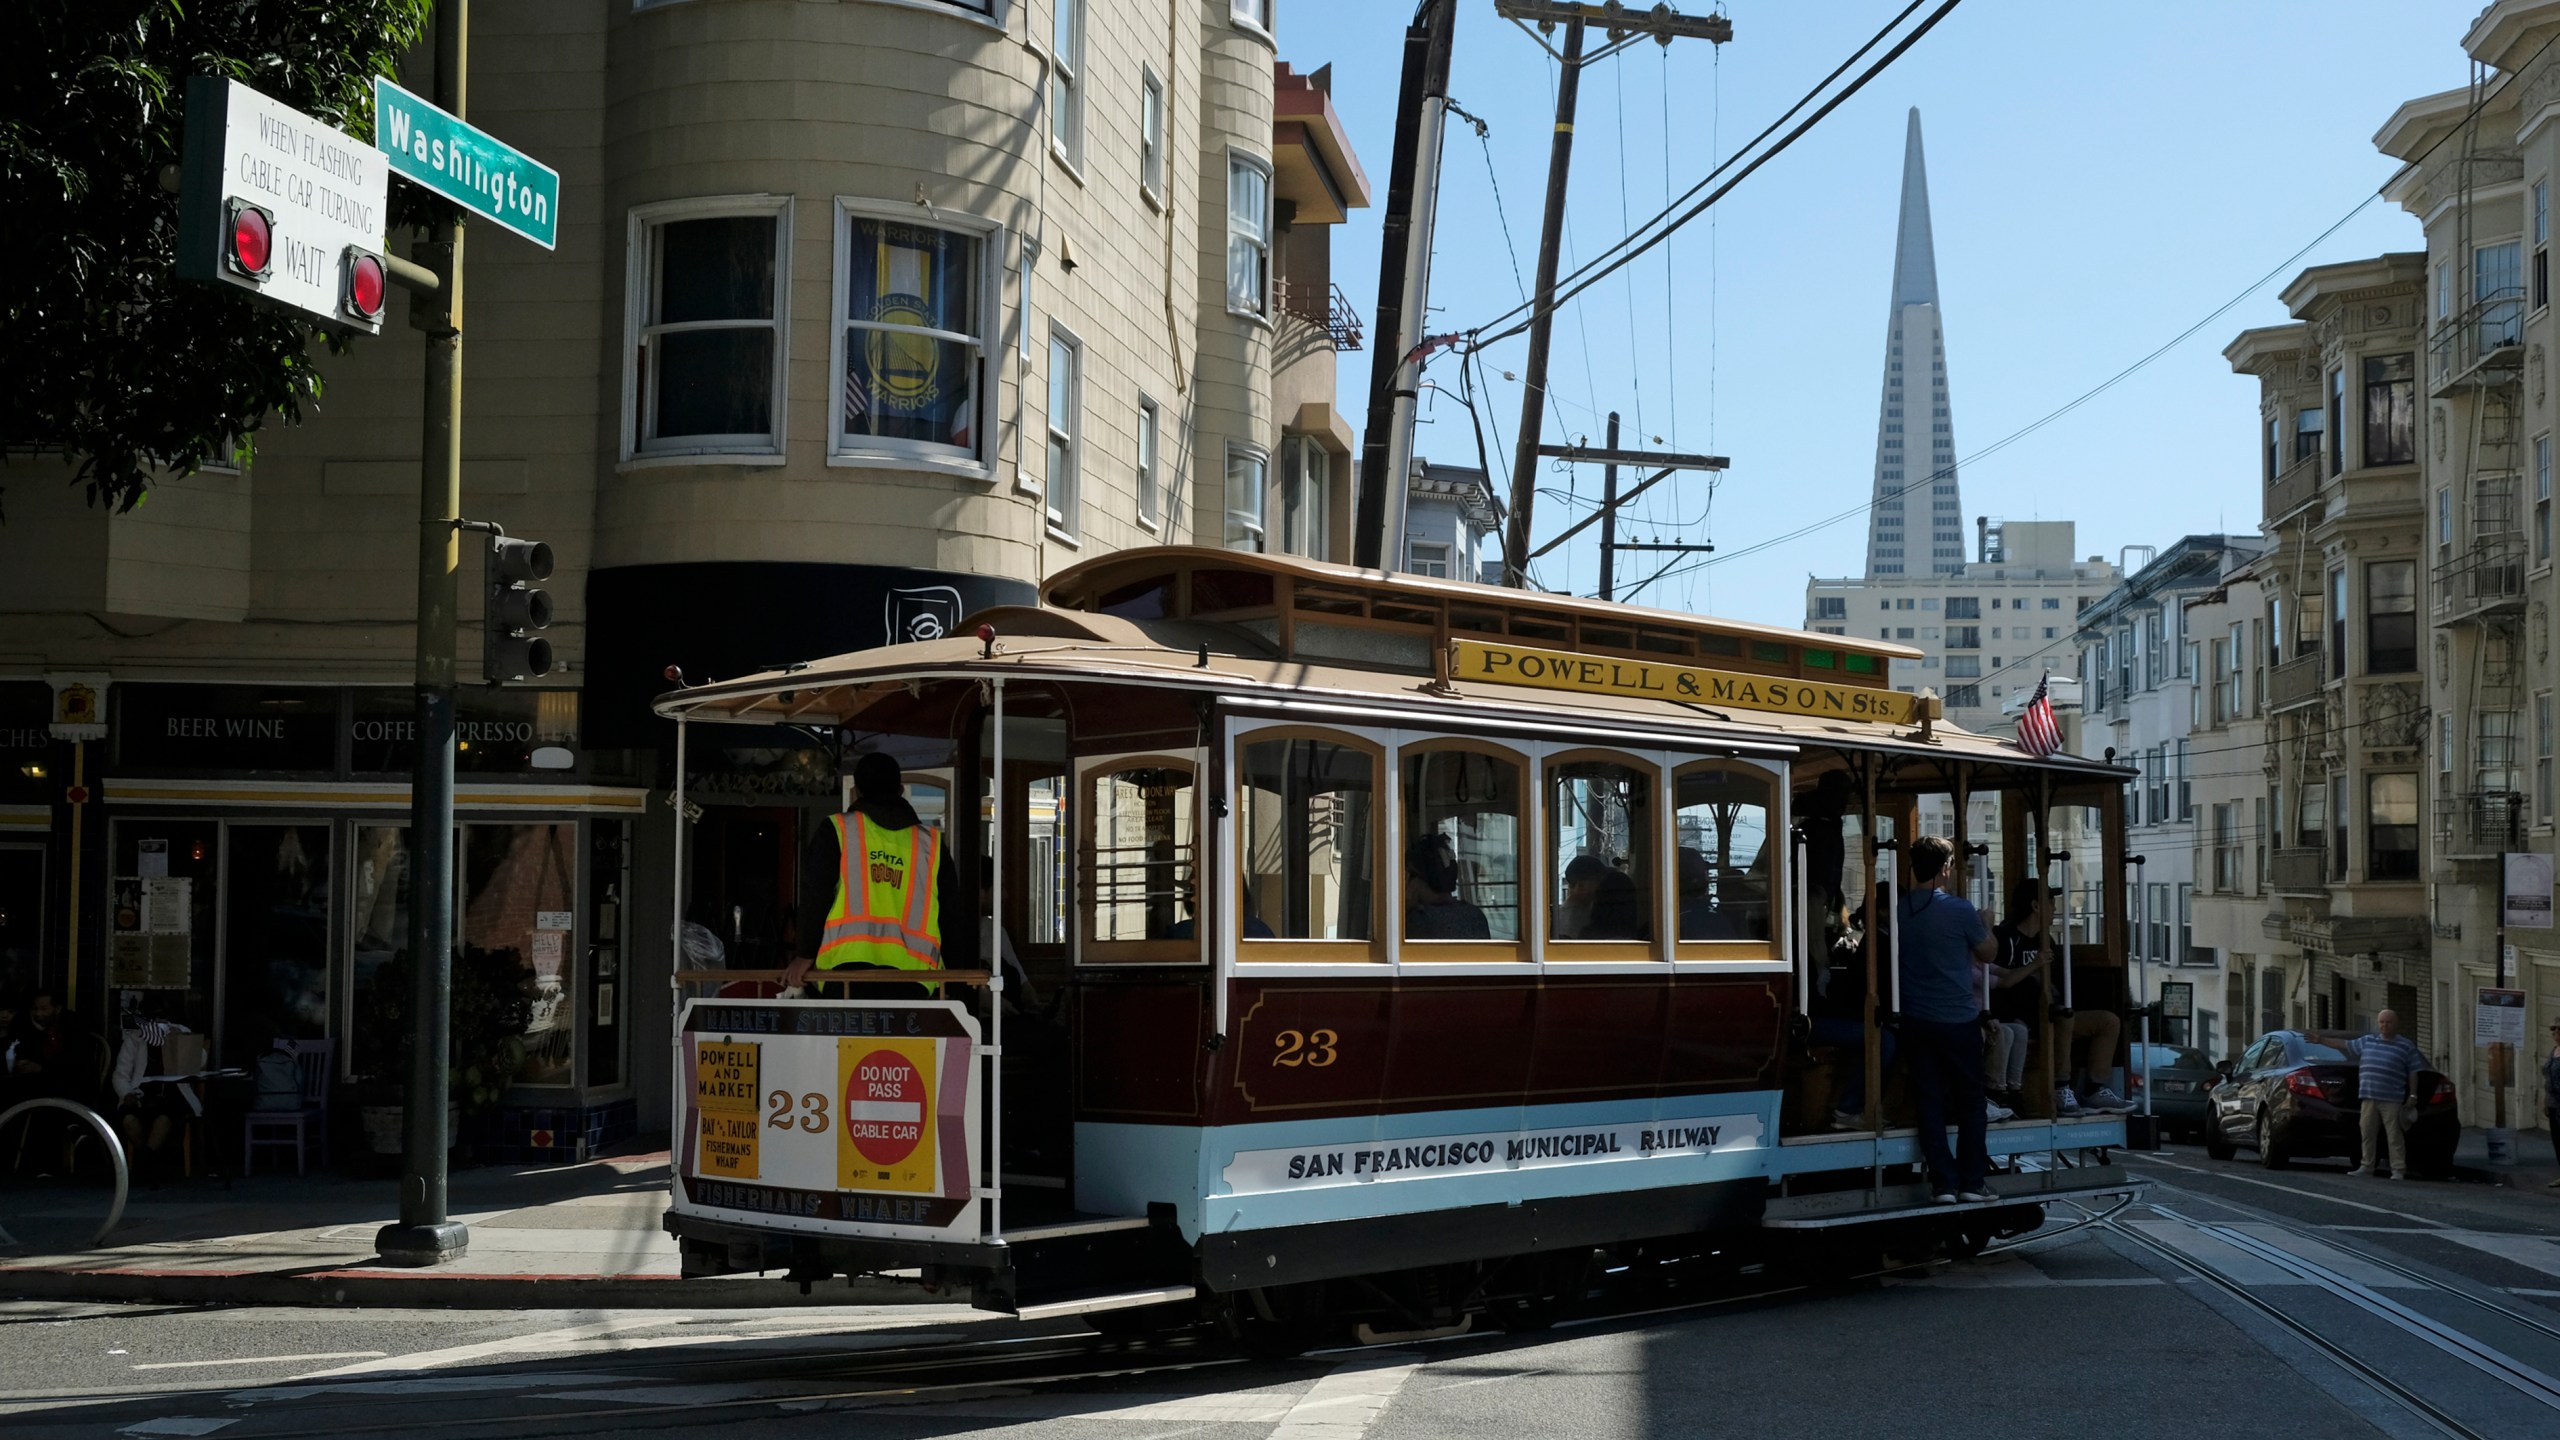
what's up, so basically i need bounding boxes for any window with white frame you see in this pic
[628,199,788,457]
[1135,396,1161,528]
[1045,327,1081,534]
[1231,0,1272,33]
[1225,442,1268,551]
[1227,152,1273,317]
[1278,436,1329,559]
[1050,0,1084,169]
[836,205,991,466]
[2539,434,2553,565]
[1139,65,1166,203]
[1409,541,1450,578]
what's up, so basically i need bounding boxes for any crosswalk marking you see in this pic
[1270,1353,1423,1440]
[2435,1230,2560,1280]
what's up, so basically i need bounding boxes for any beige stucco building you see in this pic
[0,0,1368,1156]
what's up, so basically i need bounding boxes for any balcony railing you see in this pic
[2433,537,2527,619]
[2429,288,2525,394]
[2270,846,2326,893]
[2266,653,2325,711]
[2435,790,2522,856]
[1278,279,1363,351]
[2266,449,2325,525]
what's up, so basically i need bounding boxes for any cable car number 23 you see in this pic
[1271,1029,1339,1068]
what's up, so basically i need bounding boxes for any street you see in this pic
[8,1149,2560,1440]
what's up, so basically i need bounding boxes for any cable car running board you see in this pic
[1759,1167,2142,1229]
[1014,1284,1199,1321]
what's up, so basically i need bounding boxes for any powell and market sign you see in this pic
[1454,639,1920,726]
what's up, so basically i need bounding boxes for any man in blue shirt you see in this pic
[1896,836,1999,1204]
[2331,1008,2424,1179]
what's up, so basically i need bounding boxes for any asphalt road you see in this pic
[8,1147,2560,1440]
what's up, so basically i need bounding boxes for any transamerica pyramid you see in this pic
[1863,109,1963,577]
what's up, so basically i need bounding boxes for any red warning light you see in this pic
[342,248,387,323]
[225,200,273,279]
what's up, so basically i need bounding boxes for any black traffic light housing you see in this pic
[483,534,555,684]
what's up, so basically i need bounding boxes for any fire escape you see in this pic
[2432,58,2529,858]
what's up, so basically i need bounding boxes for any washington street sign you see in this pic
[373,76,559,249]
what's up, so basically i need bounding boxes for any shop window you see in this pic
[1401,743,1525,952]
[1672,761,1777,955]
[836,205,992,468]
[587,821,629,1087]
[1547,753,1656,953]
[627,199,787,459]
[108,820,221,1047]
[1237,731,1378,952]
[1081,757,1197,962]
[463,822,577,1087]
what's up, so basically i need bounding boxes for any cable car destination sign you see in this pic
[672,999,980,1242]
[1453,639,1919,725]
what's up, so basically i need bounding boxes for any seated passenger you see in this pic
[1404,834,1492,940]
[1557,858,1646,941]
[1163,873,1276,940]
[1677,848,1735,939]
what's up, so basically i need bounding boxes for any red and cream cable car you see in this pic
[658,548,2140,1337]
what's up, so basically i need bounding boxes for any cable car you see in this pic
[657,548,2139,1341]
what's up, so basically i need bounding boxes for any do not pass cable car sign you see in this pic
[674,1000,980,1241]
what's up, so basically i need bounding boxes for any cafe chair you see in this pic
[242,1037,334,1176]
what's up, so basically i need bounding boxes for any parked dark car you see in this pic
[2202,1030,2461,1177]
[2125,1042,2218,1139]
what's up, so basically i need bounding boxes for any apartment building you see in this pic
[2075,534,2267,1059]
[1805,520,2119,733]
[2381,0,2560,1131]
[1402,458,1501,583]
[2183,557,2282,1056]
[0,0,1367,1154]
[2223,252,2435,1064]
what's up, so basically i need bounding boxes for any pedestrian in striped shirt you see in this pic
[2335,1009,2424,1180]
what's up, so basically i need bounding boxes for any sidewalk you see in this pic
[2449,1125,2560,1189]
[0,1146,927,1308]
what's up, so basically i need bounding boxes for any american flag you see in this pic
[2017,671,2062,758]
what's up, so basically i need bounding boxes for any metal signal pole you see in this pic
[378,0,471,1268]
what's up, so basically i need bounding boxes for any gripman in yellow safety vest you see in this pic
[782,752,969,993]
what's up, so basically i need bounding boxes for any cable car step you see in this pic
[1015,1284,1199,1321]
[1759,1166,2139,1229]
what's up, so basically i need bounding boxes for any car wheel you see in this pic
[2256,1114,2289,1169]
[2204,1119,2236,1161]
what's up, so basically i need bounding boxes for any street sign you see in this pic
[2476,986,2526,1047]
[2160,981,2192,1020]
[372,77,559,249]
[176,77,390,332]
[2504,851,2553,927]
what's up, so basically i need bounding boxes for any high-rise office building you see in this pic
[1863,109,1963,578]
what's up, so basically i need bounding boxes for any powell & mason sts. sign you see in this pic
[1452,639,1919,726]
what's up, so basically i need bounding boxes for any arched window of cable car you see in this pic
[1080,756,1197,963]
[1546,752,1657,956]
[1672,760,1779,957]
[1236,730,1380,954]
[1400,741,1524,958]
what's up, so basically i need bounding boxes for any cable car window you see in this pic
[1672,762,1776,949]
[1081,758,1197,962]
[1401,744,1523,950]
[1238,732,1378,948]
[1547,754,1655,950]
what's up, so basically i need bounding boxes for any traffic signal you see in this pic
[483,535,554,683]
[341,247,387,326]
[224,199,274,280]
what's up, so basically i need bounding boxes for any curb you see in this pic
[0,1265,944,1310]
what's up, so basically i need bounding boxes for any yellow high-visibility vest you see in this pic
[815,812,944,972]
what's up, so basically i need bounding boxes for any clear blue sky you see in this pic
[1282,0,2478,626]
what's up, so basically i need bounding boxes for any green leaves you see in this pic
[0,0,433,514]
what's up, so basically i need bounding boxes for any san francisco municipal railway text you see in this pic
[1283,1123,1729,1180]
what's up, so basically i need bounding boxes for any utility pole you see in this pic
[1598,412,1620,600]
[1355,0,1457,571]
[1495,1,1731,589]
[378,0,471,1268]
